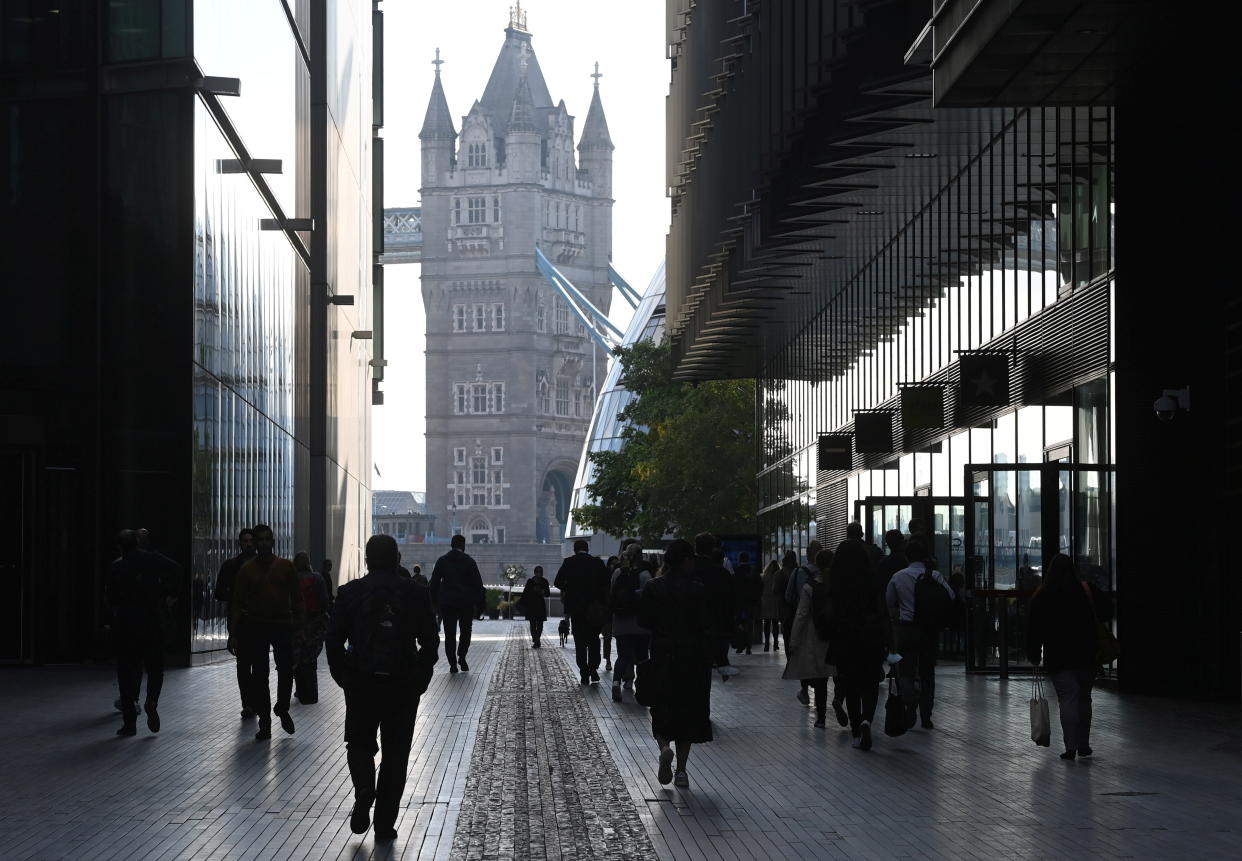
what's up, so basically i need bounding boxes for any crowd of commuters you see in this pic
[101,514,1111,841]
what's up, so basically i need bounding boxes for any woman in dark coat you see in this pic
[829,540,889,751]
[520,566,551,648]
[1027,554,1099,760]
[637,539,713,789]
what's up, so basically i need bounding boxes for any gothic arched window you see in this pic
[467,141,488,168]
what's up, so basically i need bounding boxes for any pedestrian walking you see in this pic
[876,529,908,586]
[637,539,714,788]
[692,533,737,679]
[847,521,885,572]
[781,552,835,728]
[784,544,823,704]
[410,564,429,587]
[229,523,303,740]
[429,535,485,673]
[829,539,889,750]
[326,534,439,842]
[214,528,257,718]
[602,554,617,672]
[519,565,551,647]
[107,529,176,736]
[885,538,954,729]
[732,552,763,655]
[609,542,653,702]
[760,559,785,651]
[1027,554,1100,760]
[554,539,611,685]
[292,552,330,705]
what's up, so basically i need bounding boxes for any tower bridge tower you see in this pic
[419,11,614,555]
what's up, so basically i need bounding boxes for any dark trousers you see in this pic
[896,623,938,718]
[807,677,829,720]
[763,619,781,647]
[236,653,256,710]
[838,658,880,736]
[1049,667,1095,753]
[528,618,545,644]
[440,605,474,666]
[614,633,650,683]
[240,621,294,720]
[571,614,601,673]
[115,628,163,722]
[344,683,419,829]
[601,622,613,662]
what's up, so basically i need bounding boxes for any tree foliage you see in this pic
[571,340,757,543]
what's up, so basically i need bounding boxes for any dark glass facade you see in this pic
[1,1,378,663]
[665,2,1236,699]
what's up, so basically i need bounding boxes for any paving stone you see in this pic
[450,628,655,860]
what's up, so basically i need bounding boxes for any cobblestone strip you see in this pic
[450,628,657,860]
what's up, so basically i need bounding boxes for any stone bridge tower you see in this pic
[419,10,614,565]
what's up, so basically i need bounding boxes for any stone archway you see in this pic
[536,466,575,543]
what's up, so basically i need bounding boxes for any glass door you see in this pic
[965,464,1114,675]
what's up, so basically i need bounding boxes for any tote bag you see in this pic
[1030,674,1051,747]
[883,671,909,738]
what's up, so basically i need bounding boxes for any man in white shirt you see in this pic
[885,539,955,729]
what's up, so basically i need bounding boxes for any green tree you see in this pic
[572,340,758,543]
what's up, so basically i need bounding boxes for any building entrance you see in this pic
[964,464,1114,676]
[854,496,966,580]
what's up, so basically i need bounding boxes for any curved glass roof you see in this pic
[564,262,666,539]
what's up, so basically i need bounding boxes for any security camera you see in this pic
[1153,386,1190,422]
[1153,394,1178,422]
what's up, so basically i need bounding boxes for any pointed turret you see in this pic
[578,63,614,197]
[421,49,456,185]
[508,74,538,133]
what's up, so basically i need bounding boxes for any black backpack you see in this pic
[913,569,952,629]
[351,580,418,681]
[810,580,835,642]
[610,567,642,616]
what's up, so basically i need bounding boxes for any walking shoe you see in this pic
[622,680,632,692]
[745,647,752,654]
[1078,747,1093,758]
[240,708,256,719]
[374,824,397,842]
[851,736,862,749]
[673,770,690,788]
[449,665,459,674]
[459,657,469,672]
[719,665,739,677]
[832,701,849,727]
[612,684,623,703]
[116,723,137,737]
[276,709,295,735]
[605,660,613,672]
[796,689,810,706]
[145,703,160,733]
[813,717,826,729]
[735,648,744,655]
[859,720,873,752]
[350,794,374,834]
[657,747,675,785]
[1060,750,1077,760]
[763,644,770,652]
[581,671,591,686]
[921,717,934,730]
[589,670,600,685]
[255,723,272,741]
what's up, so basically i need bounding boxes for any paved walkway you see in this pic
[1,620,1240,859]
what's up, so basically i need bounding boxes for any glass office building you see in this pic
[665,2,1236,699]
[1,1,380,662]
[564,263,667,553]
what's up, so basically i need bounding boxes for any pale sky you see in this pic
[373,0,669,493]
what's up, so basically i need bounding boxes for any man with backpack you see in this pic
[429,534,486,673]
[609,542,652,702]
[327,534,439,843]
[885,538,955,729]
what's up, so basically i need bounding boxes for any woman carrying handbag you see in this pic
[1026,554,1100,760]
